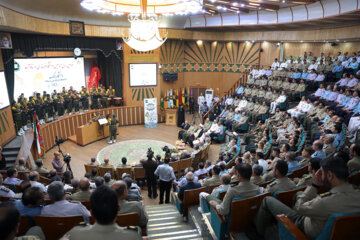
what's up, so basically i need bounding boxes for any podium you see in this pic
[74,121,119,146]
[165,109,177,126]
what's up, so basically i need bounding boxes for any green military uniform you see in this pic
[347,156,360,173]
[232,116,248,131]
[106,88,116,106]
[101,90,108,109]
[250,175,265,185]
[90,88,99,110]
[12,104,22,132]
[296,173,312,187]
[249,102,261,123]
[57,96,65,117]
[118,199,148,227]
[299,157,310,167]
[80,90,89,111]
[67,223,142,240]
[244,88,252,97]
[68,190,92,201]
[73,93,81,112]
[252,104,268,124]
[46,97,55,118]
[294,63,303,70]
[208,181,260,216]
[245,101,255,114]
[251,88,259,98]
[264,91,273,102]
[265,177,296,195]
[108,117,119,142]
[258,90,265,100]
[281,81,291,91]
[279,70,287,78]
[324,144,336,156]
[274,80,282,90]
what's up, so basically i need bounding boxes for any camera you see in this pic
[55,137,64,146]
[64,153,71,164]
[162,146,171,159]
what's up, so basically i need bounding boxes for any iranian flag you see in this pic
[33,112,45,155]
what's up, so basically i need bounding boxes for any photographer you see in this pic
[52,152,64,173]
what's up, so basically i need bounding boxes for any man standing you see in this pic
[142,149,158,199]
[108,114,119,144]
[155,158,176,204]
[52,152,64,174]
[197,93,205,113]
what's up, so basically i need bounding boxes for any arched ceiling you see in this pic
[0,0,359,31]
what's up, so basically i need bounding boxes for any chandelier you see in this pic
[81,0,203,51]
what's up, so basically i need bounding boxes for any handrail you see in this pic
[202,76,245,123]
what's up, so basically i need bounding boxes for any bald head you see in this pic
[79,177,90,191]
[185,172,194,182]
[104,158,110,164]
[111,180,127,200]
[71,178,80,190]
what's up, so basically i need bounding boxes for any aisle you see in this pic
[145,204,203,240]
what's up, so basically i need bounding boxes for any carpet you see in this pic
[96,139,177,165]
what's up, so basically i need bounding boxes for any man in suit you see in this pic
[178,172,202,201]
[111,180,148,227]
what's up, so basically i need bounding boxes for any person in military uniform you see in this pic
[251,101,269,124]
[67,177,92,201]
[111,181,149,228]
[80,87,89,111]
[106,85,116,107]
[12,102,22,132]
[100,88,108,109]
[65,185,142,240]
[201,165,221,187]
[265,160,296,195]
[250,164,265,185]
[67,92,74,115]
[73,91,81,113]
[45,94,54,120]
[295,157,320,187]
[209,163,260,216]
[57,95,65,117]
[108,114,119,144]
[90,86,99,110]
[255,157,360,239]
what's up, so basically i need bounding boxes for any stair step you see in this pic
[2,151,19,157]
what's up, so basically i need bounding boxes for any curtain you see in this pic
[97,51,123,97]
[2,33,123,101]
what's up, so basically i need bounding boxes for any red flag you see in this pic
[179,88,183,105]
[88,61,102,89]
[33,112,44,156]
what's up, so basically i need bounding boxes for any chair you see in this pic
[178,158,192,178]
[277,212,360,240]
[201,189,227,214]
[90,212,139,225]
[39,176,52,185]
[174,186,207,217]
[81,201,91,210]
[274,186,306,207]
[191,151,202,169]
[197,172,208,180]
[210,192,271,240]
[169,161,179,178]
[116,167,132,180]
[133,167,145,180]
[349,170,360,185]
[258,179,274,189]
[34,215,84,240]
[84,164,98,175]
[212,126,226,143]
[17,171,30,180]
[208,184,220,194]
[287,166,308,179]
[17,216,31,237]
[2,183,21,193]
[98,167,115,178]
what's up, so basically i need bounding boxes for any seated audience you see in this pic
[111,180,148,227]
[124,177,142,201]
[201,165,221,187]
[29,171,46,192]
[33,159,49,174]
[65,186,142,240]
[14,186,44,225]
[0,173,15,198]
[68,177,92,201]
[295,158,321,187]
[209,163,260,216]
[198,174,231,213]
[285,151,301,174]
[255,157,360,239]
[16,158,29,172]
[194,162,207,177]
[250,164,265,185]
[4,168,22,185]
[88,157,98,166]
[348,143,360,173]
[41,181,90,222]
[178,172,202,201]
[265,160,296,195]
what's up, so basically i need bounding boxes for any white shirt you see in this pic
[271,62,280,70]
[30,181,47,192]
[314,88,325,97]
[308,64,317,72]
[3,177,22,185]
[0,185,15,198]
[194,168,208,177]
[250,69,258,77]
[236,100,248,111]
[225,98,234,106]
[275,95,287,104]
[315,74,325,82]
[302,103,313,112]
[265,70,272,76]
[279,62,288,70]
[347,78,359,88]
[258,159,269,174]
[197,96,205,105]
[306,73,317,81]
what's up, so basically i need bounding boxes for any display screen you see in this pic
[14,57,86,99]
[129,63,157,87]
[0,71,10,109]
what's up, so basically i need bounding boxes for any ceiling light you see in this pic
[241,4,245,7]
[249,3,260,6]
[282,0,285,2]
[300,40,304,43]
[217,6,222,9]
[197,40,203,44]
[236,10,240,13]
[232,2,238,6]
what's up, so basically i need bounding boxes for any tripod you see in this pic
[56,143,73,177]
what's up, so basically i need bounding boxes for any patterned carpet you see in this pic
[96,139,176,165]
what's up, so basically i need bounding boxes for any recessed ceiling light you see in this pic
[232,2,238,6]
[197,40,203,44]
[216,6,222,9]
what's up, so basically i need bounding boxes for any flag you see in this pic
[88,61,101,89]
[160,91,164,109]
[184,88,188,104]
[179,88,183,105]
[175,89,179,108]
[33,112,44,156]
[181,88,185,105]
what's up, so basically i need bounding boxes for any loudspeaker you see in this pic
[163,72,178,82]
[260,48,264,52]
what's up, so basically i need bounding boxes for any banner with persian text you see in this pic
[144,98,158,128]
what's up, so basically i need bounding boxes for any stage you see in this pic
[43,123,220,178]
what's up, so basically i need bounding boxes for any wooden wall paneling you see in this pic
[0,107,16,146]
